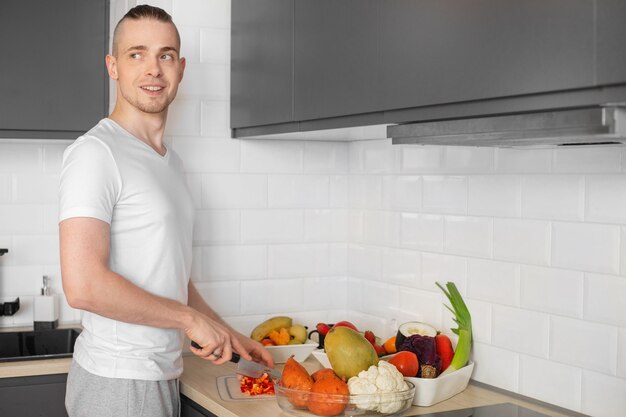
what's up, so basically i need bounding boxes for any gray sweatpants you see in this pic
[65,360,180,417]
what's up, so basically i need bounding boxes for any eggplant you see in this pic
[399,334,442,378]
[395,321,438,351]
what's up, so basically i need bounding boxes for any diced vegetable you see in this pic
[240,373,275,396]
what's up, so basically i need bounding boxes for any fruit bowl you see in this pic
[404,362,474,406]
[265,339,318,364]
[274,380,415,417]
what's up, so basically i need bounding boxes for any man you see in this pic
[59,5,272,417]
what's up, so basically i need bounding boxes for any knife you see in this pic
[191,341,281,380]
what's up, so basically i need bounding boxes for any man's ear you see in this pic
[179,57,186,82]
[105,54,118,80]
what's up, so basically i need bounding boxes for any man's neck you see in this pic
[109,105,168,156]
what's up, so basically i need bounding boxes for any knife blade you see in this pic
[191,341,281,380]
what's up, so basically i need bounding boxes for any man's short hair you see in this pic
[111,4,180,56]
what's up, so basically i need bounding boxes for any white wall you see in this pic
[0,1,625,416]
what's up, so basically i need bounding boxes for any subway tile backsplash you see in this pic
[0,1,624,415]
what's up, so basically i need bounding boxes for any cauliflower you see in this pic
[347,361,410,414]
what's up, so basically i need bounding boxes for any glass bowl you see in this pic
[274,380,415,417]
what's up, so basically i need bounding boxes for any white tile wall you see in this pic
[471,342,519,391]
[493,218,551,265]
[553,146,622,173]
[399,213,444,252]
[521,175,585,220]
[549,316,617,374]
[421,253,467,294]
[582,370,626,417]
[586,175,626,223]
[381,248,420,287]
[584,273,626,328]
[520,265,583,318]
[468,175,521,217]
[422,176,468,214]
[0,2,625,415]
[618,328,626,379]
[551,222,620,274]
[444,216,492,258]
[492,305,550,357]
[519,355,582,411]
[467,259,519,307]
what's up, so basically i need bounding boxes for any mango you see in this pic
[324,326,379,379]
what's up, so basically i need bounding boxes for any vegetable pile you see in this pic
[387,281,472,379]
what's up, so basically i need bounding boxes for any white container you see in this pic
[311,349,332,367]
[265,339,318,363]
[33,294,59,322]
[405,362,474,406]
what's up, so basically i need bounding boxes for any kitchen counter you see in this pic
[0,354,578,417]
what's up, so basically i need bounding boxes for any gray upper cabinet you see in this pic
[231,0,626,138]
[231,0,293,128]
[596,0,626,85]
[294,0,380,121]
[380,0,595,110]
[0,0,108,139]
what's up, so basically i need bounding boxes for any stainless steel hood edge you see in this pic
[388,106,626,147]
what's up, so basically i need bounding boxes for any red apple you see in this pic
[316,322,331,336]
[333,321,358,332]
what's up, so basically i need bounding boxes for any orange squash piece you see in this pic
[306,374,349,416]
[311,368,338,382]
[281,356,313,408]
[269,327,291,345]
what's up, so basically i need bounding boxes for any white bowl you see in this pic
[265,339,318,364]
[404,362,474,406]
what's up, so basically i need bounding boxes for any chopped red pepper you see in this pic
[239,373,275,396]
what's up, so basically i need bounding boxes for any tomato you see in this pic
[332,321,358,332]
[387,351,419,377]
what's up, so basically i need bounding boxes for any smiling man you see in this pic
[59,5,272,417]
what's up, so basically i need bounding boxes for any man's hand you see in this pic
[235,331,274,368]
[185,314,249,365]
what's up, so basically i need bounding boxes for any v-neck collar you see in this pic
[106,118,169,160]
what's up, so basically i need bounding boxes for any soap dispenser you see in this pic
[33,275,59,330]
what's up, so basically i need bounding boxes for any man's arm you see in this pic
[59,216,247,364]
[187,282,274,367]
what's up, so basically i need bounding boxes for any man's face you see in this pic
[106,18,185,115]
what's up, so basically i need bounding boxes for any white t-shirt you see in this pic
[59,118,195,380]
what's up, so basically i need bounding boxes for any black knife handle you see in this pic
[190,341,240,363]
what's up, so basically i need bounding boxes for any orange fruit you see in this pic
[383,336,397,354]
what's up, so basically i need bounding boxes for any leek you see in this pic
[436,281,472,376]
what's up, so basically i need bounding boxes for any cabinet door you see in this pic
[180,395,217,417]
[294,0,380,120]
[380,0,595,111]
[231,0,294,128]
[596,0,626,85]
[0,373,68,417]
[0,0,108,138]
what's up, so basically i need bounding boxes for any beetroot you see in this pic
[399,334,442,378]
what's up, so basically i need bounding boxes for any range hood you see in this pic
[388,106,626,147]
